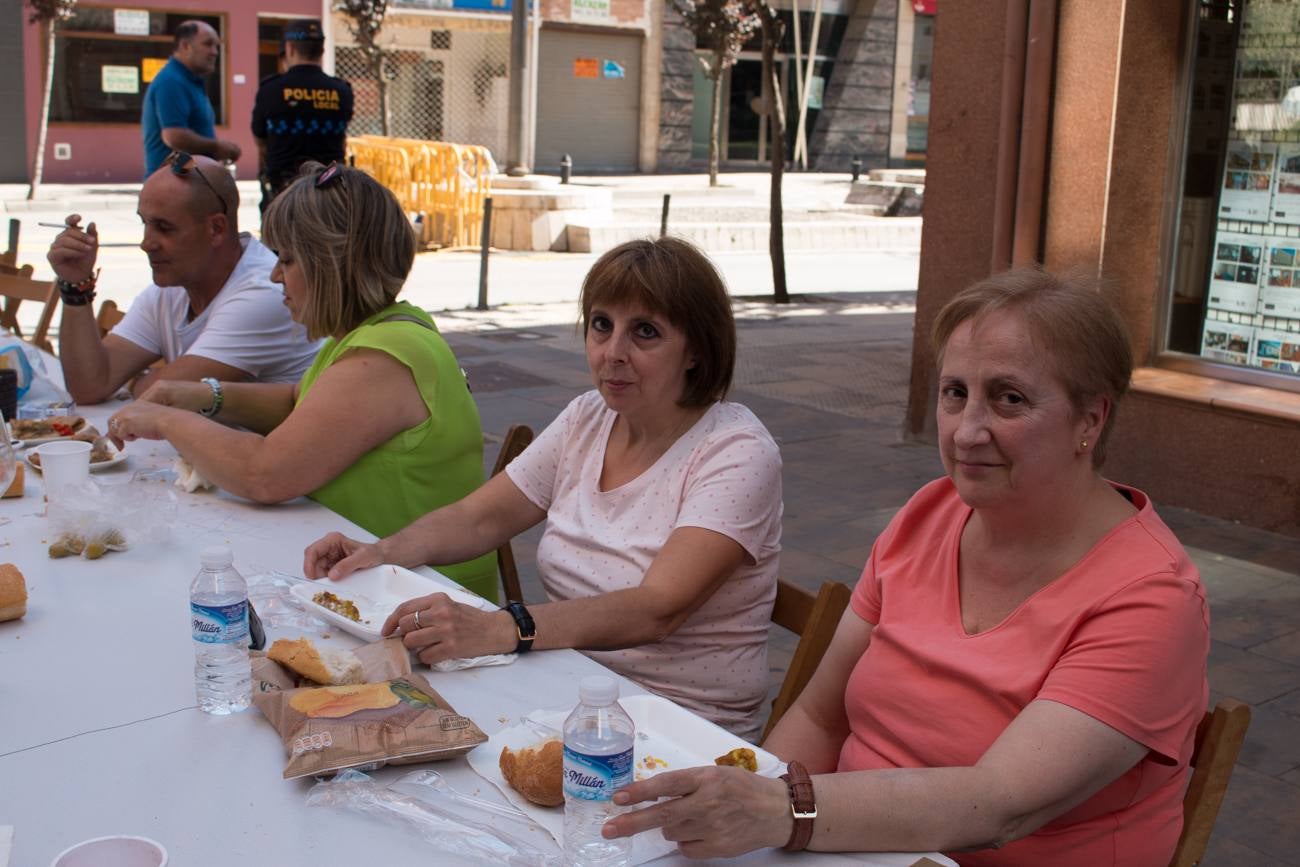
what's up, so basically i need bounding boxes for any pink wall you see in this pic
[22,0,320,183]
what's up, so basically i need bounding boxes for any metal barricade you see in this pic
[346,135,495,249]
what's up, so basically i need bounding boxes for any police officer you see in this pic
[251,20,354,210]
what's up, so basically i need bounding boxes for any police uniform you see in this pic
[251,25,353,198]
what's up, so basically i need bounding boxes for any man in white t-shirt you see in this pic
[46,152,320,406]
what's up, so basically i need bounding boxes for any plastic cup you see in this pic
[50,835,168,867]
[36,440,92,500]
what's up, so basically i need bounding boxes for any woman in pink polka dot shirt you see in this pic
[303,237,783,741]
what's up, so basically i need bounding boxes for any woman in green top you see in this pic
[107,162,497,598]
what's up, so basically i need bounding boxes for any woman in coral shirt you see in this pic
[605,269,1210,866]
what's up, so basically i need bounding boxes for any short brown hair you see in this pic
[579,237,735,408]
[262,162,416,340]
[931,267,1133,467]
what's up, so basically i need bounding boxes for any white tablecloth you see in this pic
[0,402,953,867]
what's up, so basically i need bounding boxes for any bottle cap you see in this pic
[578,675,618,706]
[200,545,234,569]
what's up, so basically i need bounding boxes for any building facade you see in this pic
[19,0,324,183]
[11,0,928,181]
[658,0,912,173]
[909,0,1300,535]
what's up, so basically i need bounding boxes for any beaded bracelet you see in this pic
[56,270,100,306]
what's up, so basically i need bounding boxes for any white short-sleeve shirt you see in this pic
[507,390,783,741]
[110,234,321,383]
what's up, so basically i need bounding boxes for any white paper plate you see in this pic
[11,417,90,446]
[467,694,781,865]
[289,563,496,642]
[25,444,128,474]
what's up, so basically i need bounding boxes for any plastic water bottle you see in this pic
[563,675,634,866]
[190,546,250,714]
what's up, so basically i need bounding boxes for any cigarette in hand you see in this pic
[37,221,75,229]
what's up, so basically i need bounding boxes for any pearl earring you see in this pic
[1080,439,1088,451]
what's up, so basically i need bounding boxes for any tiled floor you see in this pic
[440,294,1300,866]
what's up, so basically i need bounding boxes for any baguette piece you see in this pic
[267,637,364,685]
[0,563,26,622]
[500,739,564,807]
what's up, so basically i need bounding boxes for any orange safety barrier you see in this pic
[346,135,495,249]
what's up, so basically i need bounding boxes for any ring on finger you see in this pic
[413,609,422,629]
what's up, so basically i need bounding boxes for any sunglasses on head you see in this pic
[315,161,343,189]
[164,150,229,216]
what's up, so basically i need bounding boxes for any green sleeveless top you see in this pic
[297,301,498,601]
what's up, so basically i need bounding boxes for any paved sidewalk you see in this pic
[0,173,920,326]
[437,293,1300,867]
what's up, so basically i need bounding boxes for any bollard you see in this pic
[477,198,493,311]
[660,194,671,239]
[850,157,862,183]
[560,154,572,184]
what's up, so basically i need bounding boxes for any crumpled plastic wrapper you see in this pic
[46,476,176,559]
[307,768,563,866]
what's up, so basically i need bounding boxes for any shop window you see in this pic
[48,8,225,126]
[1167,0,1300,387]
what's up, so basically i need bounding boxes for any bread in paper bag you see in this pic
[252,637,487,779]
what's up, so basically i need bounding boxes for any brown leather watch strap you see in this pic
[780,760,817,851]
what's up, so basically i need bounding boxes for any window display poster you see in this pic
[101,65,139,94]
[1251,327,1300,373]
[1219,140,1276,222]
[1257,237,1300,318]
[113,9,149,36]
[1272,143,1300,226]
[1207,231,1265,313]
[1201,318,1255,365]
[142,57,166,84]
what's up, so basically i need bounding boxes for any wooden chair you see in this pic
[0,269,58,354]
[97,300,125,338]
[0,218,18,269]
[762,579,852,743]
[490,424,534,603]
[1169,698,1252,867]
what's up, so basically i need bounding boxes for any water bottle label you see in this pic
[563,745,633,802]
[191,600,249,644]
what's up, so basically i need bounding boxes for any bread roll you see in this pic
[500,739,564,807]
[267,637,364,685]
[0,563,26,622]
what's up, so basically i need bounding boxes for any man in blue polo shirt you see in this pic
[141,21,242,177]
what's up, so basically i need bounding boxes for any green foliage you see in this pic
[27,0,77,25]
[335,0,388,62]
[671,0,759,78]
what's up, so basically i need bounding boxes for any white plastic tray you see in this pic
[467,693,782,865]
[532,694,781,780]
[289,563,493,641]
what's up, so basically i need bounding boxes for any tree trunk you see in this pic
[28,22,57,201]
[761,12,788,303]
[378,76,392,136]
[708,62,723,187]
[370,51,392,136]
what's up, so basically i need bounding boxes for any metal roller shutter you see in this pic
[536,29,641,172]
